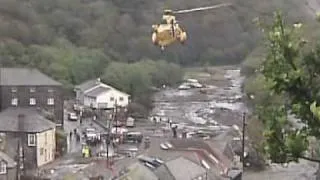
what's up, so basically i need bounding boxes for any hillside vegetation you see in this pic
[0,0,317,88]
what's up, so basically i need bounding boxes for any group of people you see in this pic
[152,116,178,138]
[69,128,81,142]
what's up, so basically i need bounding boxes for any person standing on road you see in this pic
[153,116,157,125]
[76,133,81,142]
[79,110,83,125]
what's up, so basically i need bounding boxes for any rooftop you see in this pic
[0,108,56,132]
[0,68,61,86]
[165,156,207,180]
[163,139,233,177]
[75,78,130,96]
[75,78,108,92]
[85,86,111,98]
[117,162,159,180]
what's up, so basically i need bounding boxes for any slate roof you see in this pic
[0,108,56,132]
[165,156,206,180]
[118,162,158,180]
[80,162,113,179]
[153,164,175,180]
[0,68,61,86]
[0,151,16,168]
[75,79,101,92]
[169,139,233,173]
[85,86,111,98]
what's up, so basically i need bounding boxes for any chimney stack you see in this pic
[18,114,25,131]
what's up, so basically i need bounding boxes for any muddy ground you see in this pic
[151,65,318,180]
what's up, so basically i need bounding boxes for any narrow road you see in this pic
[63,110,107,154]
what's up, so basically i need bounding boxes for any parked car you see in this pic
[138,155,163,168]
[68,112,78,121]
[178,83,191,90]
[123,131,143,143]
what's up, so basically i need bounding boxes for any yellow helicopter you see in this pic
[152,3,232,51]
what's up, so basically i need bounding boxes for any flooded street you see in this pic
[152,68,246,130]
[151,66,318,180]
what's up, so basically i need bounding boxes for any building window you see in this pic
[47,98,54,105]
[27,134,36,146]
[44,149,47,161]
[11,87,17,93]
[110,97,114,101]
[11,98,18,106]
[40,148,44,155]
[29,98,36,105]
[30,87,36,93]
[0,161,6,174]
[48,89,54,93]
[119,97,124,101]
[44,133,47,145]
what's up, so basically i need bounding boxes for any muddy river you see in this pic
[151,66,318,180]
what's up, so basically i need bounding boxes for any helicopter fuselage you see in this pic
[151,3,231,50]
[162,14,177,24]
[152,23,187,50]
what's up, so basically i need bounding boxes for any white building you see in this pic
[75,78,130,109]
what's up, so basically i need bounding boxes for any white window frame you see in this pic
[27,134,36,146]
[119,97,124,101]
[11,98,18,106]
[29,87,36,93]
[11,87,17,93]
[0,161,6,174]
[29,98,36,105]
[47,98,54,105]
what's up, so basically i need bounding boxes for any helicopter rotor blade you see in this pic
[173,3,232,14]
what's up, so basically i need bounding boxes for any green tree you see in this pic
[258,11,320,163]
[101,62,152,96]
[101,60,184,114]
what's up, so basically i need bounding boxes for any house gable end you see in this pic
[83,84,101,94]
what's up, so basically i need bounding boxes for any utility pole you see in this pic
[114,100,118,137]
[242,112,246,174]
[106,101,117,167]
[15,140,21,180]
